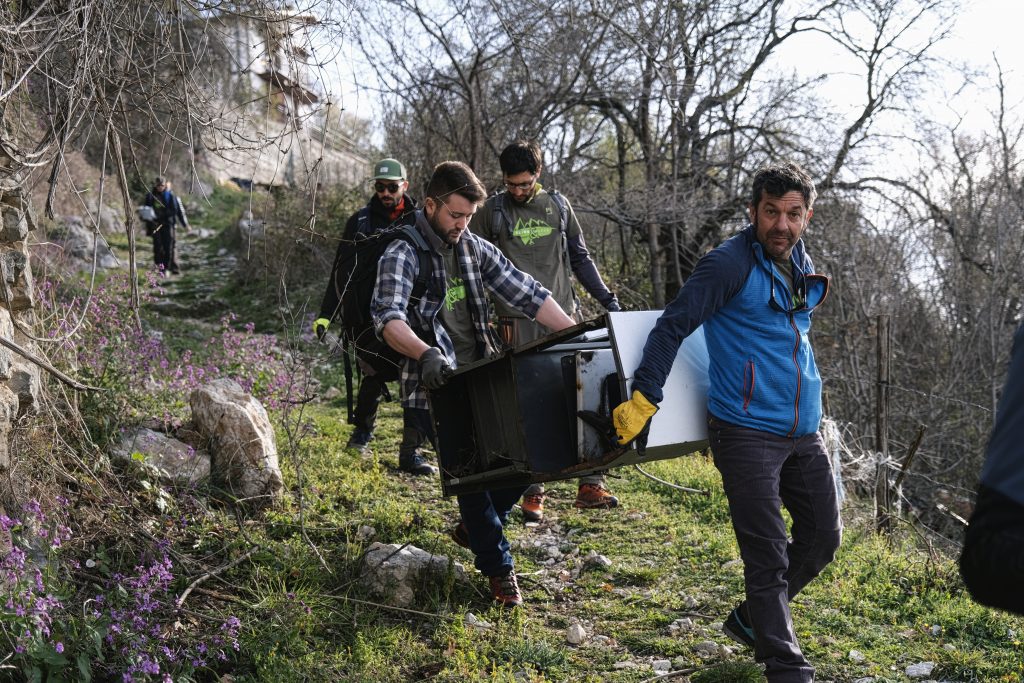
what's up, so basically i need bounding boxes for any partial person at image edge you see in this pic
[959,321,1024,617]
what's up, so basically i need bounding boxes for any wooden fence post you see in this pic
[875,314,892,533]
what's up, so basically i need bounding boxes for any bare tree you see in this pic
[352,0,956,307]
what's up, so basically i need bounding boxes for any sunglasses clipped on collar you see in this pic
[768,268,828,314]
[374,181,401,194]
[769,275,806,313]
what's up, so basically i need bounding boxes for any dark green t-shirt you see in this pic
[471,186,581,318]
[772,257,804,309]
[437,246,479,365]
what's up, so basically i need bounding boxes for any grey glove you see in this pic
[420,347,452,390]
[606,299,622,312]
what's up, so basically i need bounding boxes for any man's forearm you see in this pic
[535,296,575,332]
[382,319,431,360]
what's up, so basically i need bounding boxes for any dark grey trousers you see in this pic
[708,414,842,683]
[960,484,1024,616]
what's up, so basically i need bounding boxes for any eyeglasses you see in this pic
[503,175,537,191]
[374,181,402,194]
[433,196,474,222]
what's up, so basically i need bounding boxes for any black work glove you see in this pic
[420,347,452,390]
[606,299,622,312]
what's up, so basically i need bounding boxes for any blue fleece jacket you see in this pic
[632,225,829,438]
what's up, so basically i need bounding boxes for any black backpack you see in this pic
[326,224,433,382]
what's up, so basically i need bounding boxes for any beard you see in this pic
[753,217,798,260]
[427,210,464,245]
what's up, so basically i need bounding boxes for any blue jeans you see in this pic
[413,404,523,577]
[457,485,527,577]
[708,414,842,683]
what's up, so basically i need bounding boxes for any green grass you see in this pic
[201,395,1023,681]
[61,184,1024,681]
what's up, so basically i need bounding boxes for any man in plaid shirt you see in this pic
[371,160,576,607]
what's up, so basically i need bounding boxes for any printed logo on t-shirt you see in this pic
[444,275,467,311]
[512,217,555,246]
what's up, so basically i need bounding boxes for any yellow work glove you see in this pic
[312,317,330,341]
[612,390,658,446]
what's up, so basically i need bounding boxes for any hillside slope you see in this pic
[6,186,1022,682]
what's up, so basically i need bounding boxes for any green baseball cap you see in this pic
[372,158,406,180]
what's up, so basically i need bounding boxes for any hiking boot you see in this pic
[450,521,470,549]
[723,604,756,649]
[346,429,373,454]
[488,570,523,607]
[575,483,619,509]
[521,492,544,523]
[399,451,438,476]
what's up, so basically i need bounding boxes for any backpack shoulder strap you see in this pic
[398,225,433,302]
[548,189,568,236]
[355,207,371,235]
[547,189,570,263]
[493,192,513,238]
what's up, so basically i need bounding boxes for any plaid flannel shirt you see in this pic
[372,210,550,408]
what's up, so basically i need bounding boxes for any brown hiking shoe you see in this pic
[575,483,619,509]
[521,492,544,523]
[451,521,470,549]
[488,570,523,607]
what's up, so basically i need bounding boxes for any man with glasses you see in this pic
[314,158,434,475]
[611,161,840,683]
[372,160,577,606]
[471,140,622,520]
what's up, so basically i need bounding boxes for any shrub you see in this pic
[41,272,307,443]
[1,498,243,681]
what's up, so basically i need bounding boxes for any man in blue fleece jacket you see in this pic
[612,161,841,683]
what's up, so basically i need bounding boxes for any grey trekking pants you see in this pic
[707,413,842,683]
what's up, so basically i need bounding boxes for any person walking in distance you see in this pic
[471,140,622,522]
[142,176,189,275]
[611,161,841,682]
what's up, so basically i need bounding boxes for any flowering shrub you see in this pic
[1,499,242,680]
[97,544,242,681]
[41,272,305,436]
[0,500,74,676]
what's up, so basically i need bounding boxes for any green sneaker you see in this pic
[723,605,755,648]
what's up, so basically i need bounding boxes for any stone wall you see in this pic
[0,179,43,471]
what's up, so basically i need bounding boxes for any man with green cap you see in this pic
[314,158,436,475]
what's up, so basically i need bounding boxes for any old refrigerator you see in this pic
[430,311,711,495]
